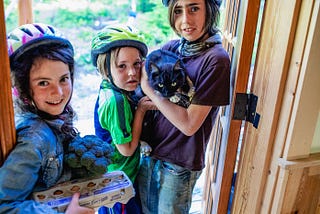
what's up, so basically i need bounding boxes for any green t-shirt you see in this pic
[97,80,140,182]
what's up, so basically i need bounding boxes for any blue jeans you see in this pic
[98,196,142,214]
[137,156,202,214]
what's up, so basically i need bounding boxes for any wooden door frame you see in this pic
[17,0,33,25]
[263,1,318,212]
[0,0,33,165]
[0,0,15,166]
[232,1,308,213]
[215,0,262,213]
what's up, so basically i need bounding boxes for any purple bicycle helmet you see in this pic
[7,23,73,62]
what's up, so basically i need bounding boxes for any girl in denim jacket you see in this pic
[0,23,95,214]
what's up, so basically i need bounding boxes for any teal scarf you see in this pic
[178,33,222,57]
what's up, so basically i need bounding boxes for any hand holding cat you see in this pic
[137,96,157,113]
[140,64,153,95]
[140,64,162,102]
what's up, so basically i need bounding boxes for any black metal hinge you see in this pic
[233,93,260,128]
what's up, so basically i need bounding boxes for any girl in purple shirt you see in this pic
[137,0,230,213]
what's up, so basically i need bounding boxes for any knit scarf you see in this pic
[178,33,222,57]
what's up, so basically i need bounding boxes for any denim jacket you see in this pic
[0,112,73,213]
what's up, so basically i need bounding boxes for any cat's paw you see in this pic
[140,141,152,157]
[169,95,180,103]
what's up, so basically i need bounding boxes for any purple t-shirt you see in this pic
[142,39,230,171]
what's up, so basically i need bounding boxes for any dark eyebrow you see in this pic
[61,73,70,78]
[188,3,200,6]
[31,77,50,82]
[175,3,200,8]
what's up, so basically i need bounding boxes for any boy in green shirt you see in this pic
[91,24,154,214]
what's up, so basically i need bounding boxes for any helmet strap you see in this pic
[105,53,123,93]
[106,54,114,85]
[105,54,136,104]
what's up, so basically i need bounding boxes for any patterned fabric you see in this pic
[178,33,222,57]
[95,80,142,214]
[7,23,72,61]
[95,80,140,182]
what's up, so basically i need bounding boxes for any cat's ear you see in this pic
[150,63,160,79]
[174,60,183,71]
[174,60,185,79]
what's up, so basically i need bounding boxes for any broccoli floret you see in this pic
[75,144,87,156]
[65,153,81,168]
[65,134,114,175]
[68,141,78,153]
[90,145,104,157]
[80,151,96,169]
[82,135,99,148]
[89,157,109,175]
[101,144,114,157]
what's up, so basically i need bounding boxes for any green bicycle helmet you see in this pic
[7,23,73,63]
[91,24,148,67]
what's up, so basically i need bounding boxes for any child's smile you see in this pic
[174,0,207,42]
[29,58,72,115]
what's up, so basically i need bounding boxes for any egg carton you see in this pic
[32,170,134,212]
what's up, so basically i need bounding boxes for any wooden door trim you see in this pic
[284,0,320,159]
[232,1,303,213]
[217,0,262,213]
[0,0,16,165]
[18,0,33,25]
[263,1,316,211]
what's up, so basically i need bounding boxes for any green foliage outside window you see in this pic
[4,0,173,74]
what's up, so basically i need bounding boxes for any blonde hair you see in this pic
[96,48,121,82]
[96,53,108,79]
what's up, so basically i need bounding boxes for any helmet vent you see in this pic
[10,34,20,41]
[110,27,122,33]
[34,24,46,34]
[47,26,55,34]
[21,28,33,37]
[100,35,111,40]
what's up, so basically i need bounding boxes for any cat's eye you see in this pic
[171,82,177,87]
[158,83,163,88]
